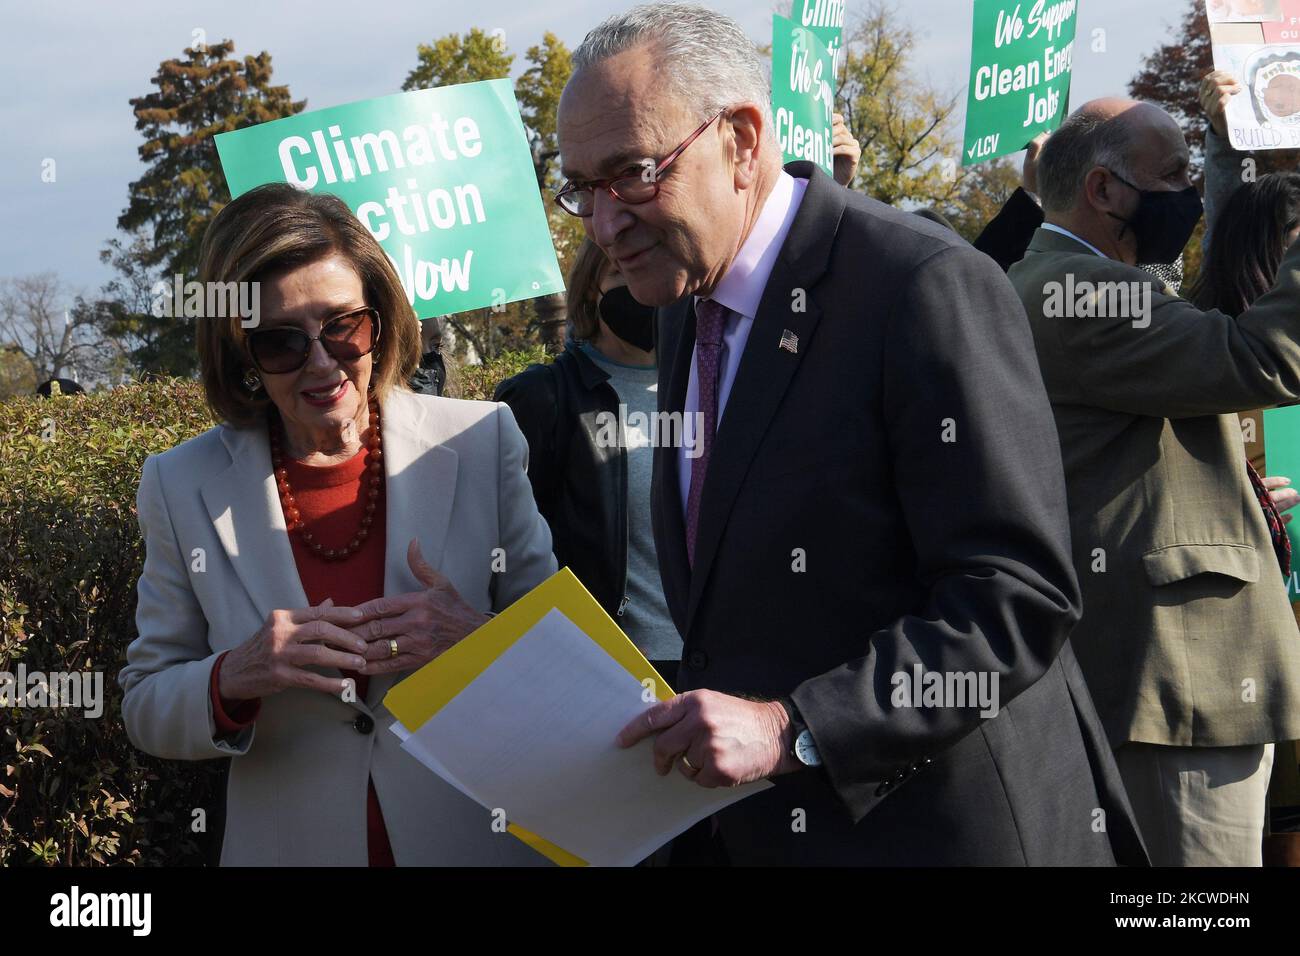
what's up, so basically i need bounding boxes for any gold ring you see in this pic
[388,639,399,659]
[681,755,698,771]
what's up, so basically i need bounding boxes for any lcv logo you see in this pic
[49,886,151,936]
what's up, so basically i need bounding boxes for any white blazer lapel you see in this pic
[379,388,459,594]
[201,420,309,622]
[369,388,460,707]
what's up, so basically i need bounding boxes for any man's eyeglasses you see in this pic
[246,307,381,375]
[554,108,729,217]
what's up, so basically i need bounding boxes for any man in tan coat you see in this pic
[1009,97,1300,865]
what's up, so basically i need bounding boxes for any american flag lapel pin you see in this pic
[779,329,799,354]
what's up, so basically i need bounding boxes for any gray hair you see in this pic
[572,3,774,137]
[1036,110,1137,214]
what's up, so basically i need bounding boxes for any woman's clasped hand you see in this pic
[217,537,489,702]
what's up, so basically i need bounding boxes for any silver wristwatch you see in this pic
[779,698,822,768]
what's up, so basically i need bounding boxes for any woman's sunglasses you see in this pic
[246,307,381,375]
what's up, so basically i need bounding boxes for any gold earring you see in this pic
[242,368,262,392]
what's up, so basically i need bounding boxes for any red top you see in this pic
[211,437,393,866]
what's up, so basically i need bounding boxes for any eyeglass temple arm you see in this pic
[556,108,727,200]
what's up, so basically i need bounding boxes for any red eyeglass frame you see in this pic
[554,108,729,217]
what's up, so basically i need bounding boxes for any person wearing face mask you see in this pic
[494,238,682,685]
[974,130,1189,291]
[1009,98,1300,866]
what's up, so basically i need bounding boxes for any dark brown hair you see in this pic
[1191,173,1300,317]
[196,183,421,428]
[565,238,611,341]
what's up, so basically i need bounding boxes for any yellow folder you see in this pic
[383,567,674,866]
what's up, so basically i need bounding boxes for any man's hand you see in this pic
[1200,69,1242,138]
[349,538,490,675]
[615,690,799,786]
[831,112,861,187]
[1264,475,1298,524]
[1022,131,1050,197]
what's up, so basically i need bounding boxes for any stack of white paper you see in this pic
[391,607,770,866]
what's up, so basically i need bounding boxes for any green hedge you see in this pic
[450,345,549,403]
[0,351,549,865]
[0,379,218,865]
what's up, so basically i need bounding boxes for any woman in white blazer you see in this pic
[119,183,557,866]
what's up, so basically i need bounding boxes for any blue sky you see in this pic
[0,0,1194,296]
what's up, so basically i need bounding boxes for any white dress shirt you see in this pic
[677,169,807,514]
[1042,222,1107,258]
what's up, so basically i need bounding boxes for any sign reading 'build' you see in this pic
[1207,0,1300,151]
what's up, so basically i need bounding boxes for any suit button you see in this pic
[685,650,709,671]
[353,714,374,735]
[874,780,894,797]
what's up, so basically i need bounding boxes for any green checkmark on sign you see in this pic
[962,0,1079,166]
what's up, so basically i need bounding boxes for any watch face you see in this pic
[794,729,822,767]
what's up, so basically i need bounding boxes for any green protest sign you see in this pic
[790,0,846,79]
[214,79,564,320]
[772,14,836,176]
[1263,406,1300,600]
[962,0,1079,166]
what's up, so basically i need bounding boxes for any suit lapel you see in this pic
[683,163,846,639]
[377,388,458,596]
[202,422,309,623]
[200,387,459,713]
[367,389,459,708]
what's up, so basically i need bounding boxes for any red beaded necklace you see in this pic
[269,390,383,562]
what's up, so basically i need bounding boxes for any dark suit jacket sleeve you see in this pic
[972,187,1045,272]
[493,364,560,525]
[1202,129,1242,255]
[1046,240,1300,419]
[789,243,1082,823]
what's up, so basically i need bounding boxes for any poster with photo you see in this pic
[1208,0,1300,149]
[1208,0,1284,24]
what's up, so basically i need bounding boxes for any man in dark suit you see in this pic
[557,3,1146,865]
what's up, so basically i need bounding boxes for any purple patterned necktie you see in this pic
[686,298,729,568]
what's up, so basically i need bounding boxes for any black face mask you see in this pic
[1105,169,1203,265]
[598,285,655,352]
